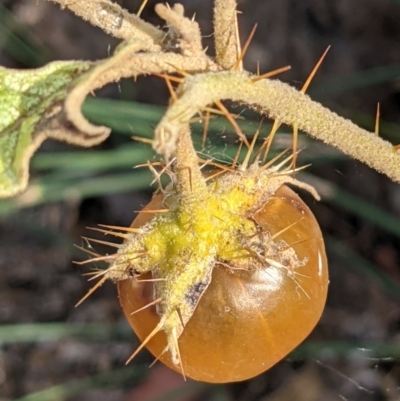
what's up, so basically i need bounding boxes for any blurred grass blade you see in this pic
[300,172,400,240]
[207,387,232,401]
[311,64,400,98]
[146,382,206,401]
[32,144,155,171]
[13,366,146,401]
[0,323,132,343]
[82,97,164,137]
[2,321,399,361]
[0,4,51,66]
[291,341,400,360]
[325,235,400,303]
[0,170,153,215]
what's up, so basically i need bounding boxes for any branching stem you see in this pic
[49,0,163,48]
[42,1,400,186]
[213,0,239,69]
[155,72,400,183]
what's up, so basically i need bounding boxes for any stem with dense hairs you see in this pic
[173,125,208,203]
[155,72,400,183]
[49,0,163,47]
[213,0,239,69]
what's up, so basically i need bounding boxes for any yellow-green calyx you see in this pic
[104,151,317,366]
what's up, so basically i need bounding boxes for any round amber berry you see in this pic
[118,185,328,383]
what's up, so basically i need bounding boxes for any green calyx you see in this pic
[105,159,315,365]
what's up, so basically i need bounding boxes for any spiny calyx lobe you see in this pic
[108,164,328,382]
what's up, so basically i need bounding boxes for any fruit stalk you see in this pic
[173,125,208,204]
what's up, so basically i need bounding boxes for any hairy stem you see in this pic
[173,125,208,203]
[49,0,163,48]
[64,41,218,137]
[155,4,203,56]
[213,0,239,69]
[154,71,400,183]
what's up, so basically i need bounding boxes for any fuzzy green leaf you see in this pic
[0,60,111,198]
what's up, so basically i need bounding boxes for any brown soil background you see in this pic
[1,0,400,400]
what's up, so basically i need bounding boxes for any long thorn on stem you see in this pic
[75,276,108,307]
[125,321,164,364]
[290,45,331,171]
[241,119,262,170]
[233,24,258,71]
[130,297,162,315]
[375,102,380,136]
[251,65,291,83]
[215,100,250,146]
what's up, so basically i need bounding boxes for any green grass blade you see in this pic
[32,144,155,171]
[0,323,132,344]
[13,366,146,401]
[325,236,400,303]
[0,4,51,66]
[82,97,164,137]
[311,64,400,98]
[0,170,153,215]
[145,383,206,401]
[2,321,399,362]
[301,172,400,240]
[291,341,400,360]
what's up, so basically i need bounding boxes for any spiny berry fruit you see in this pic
[109,161,328,383]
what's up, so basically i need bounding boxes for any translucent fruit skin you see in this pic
[118,185,328,383]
